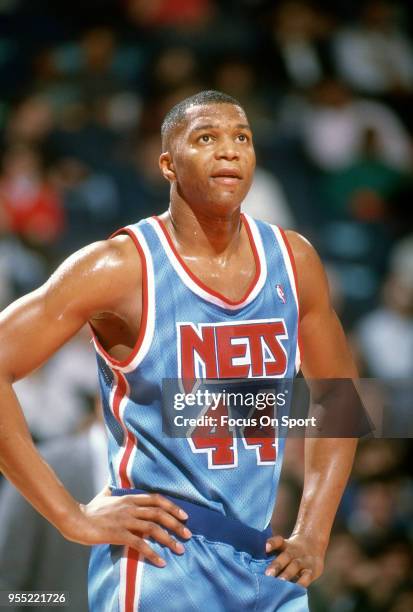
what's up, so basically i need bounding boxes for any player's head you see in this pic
[161,90,242,152]
[159,90,256,212]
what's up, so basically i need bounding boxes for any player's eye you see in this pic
[199,134,212,143]
[236,134,249,143]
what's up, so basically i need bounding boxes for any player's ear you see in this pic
[159,152,176,182]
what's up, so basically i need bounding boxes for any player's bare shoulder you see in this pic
[44,233,142,321]
[283,229,330,315]
[284,230,319,269]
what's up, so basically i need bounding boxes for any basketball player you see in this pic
[0,91,358,611]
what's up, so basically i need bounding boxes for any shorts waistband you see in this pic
[112,488,273,559]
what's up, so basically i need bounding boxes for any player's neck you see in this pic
[164,200,243,257]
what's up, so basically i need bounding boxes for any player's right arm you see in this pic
[0,237,190,566]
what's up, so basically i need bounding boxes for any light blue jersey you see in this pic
[89,214,307,612]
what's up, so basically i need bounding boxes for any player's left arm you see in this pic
[265,231,358,587]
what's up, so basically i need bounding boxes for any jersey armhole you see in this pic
[89,226,152,372]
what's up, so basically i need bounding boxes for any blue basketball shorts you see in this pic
[88,489,309,612]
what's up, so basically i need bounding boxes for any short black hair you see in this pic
[161,90,243,151]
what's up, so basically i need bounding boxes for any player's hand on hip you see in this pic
[62,490,192,567]
[265,534,325,587]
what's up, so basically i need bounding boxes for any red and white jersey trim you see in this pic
[108,370,137,488]
[271,226,301,372]
[148,213,267,311]
[119,546,144,612]
[91,225,155,373]
[109,371,144,612]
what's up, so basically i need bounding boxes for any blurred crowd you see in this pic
[275,437,413,611]
[0,1,412,610]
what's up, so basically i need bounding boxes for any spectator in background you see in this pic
[388,588,413,612]
[0,230,49,299]
[145,45,202,99]
[242,165,295,228]
[4,95,54,148]
[318,126,410,223]
[314,531,368,611]
[265,0,336,91]
[50,156,120,252]
[0,405,107,612]
[355,235,413,380]
[333,1,413,96]
[0,144,64,246]
[353,235,413,432]
[124,0,214,30]
[301,78,412,172]
[347,478,405,542]
[314,435,413,611]
[333,0,413,132]
[52,27,125,104]
[297,79,411,319]
[79,27,118,92]
[351,439,408,481]
[343,439,412,540]
[37,28,144,114]
[13,326,98,441]
[48,98,120,173]
[316,534,413,611]
[128,131,170,217]
[123,0,246,72]
[31,49,81,113]
[354,539,413,610]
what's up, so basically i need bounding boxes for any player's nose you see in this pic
[214,136,240,160]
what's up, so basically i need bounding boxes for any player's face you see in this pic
[165,103,256,213]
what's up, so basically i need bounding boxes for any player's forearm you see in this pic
[291,436,357,552]
[0,379,80,535]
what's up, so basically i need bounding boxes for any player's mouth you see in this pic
[210,168,242,185]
